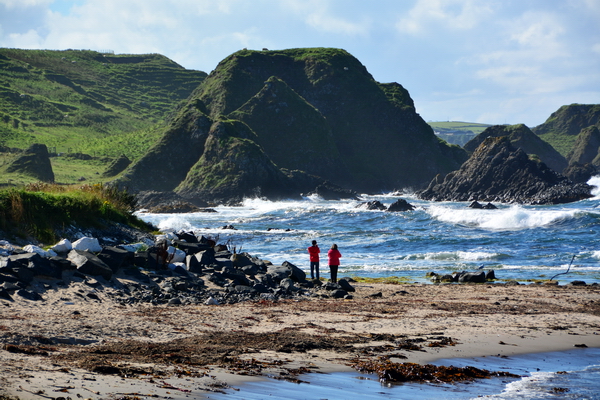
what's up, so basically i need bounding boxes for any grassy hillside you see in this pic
[428,121,492,146]
[0,48,206,185]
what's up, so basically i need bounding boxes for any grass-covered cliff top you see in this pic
[0,48,206,157]
[0,183,152,245]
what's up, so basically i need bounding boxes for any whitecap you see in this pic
[428,205,579,230]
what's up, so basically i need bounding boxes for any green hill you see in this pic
[0,48,206,185]
[532,104,600,157]
[117,48,468,202]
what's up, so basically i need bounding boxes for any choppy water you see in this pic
[136,178,600,399]
[136,176,600,285]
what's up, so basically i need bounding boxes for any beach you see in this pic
[1,279,600,399]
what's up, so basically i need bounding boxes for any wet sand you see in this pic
[1,281,600,399]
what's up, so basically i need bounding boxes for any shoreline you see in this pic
[1,282,600,398]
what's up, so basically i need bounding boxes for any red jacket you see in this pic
[308,245,320,262]
[327,248,341,265]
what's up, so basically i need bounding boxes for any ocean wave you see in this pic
[427,205,580,230]
[406,251,502,261]
[588,175,600,198]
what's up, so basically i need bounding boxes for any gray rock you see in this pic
[282,261,306,282]
[337,278,355,292]
[457,271,486,283]
[67,250,113,280]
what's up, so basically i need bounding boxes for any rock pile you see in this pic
[0,231,357,306]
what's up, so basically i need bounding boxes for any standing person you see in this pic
[327,243,342,283]
[307,240,320,279]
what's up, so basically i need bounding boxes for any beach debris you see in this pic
[550,255,576,281]
[350,358,520,383]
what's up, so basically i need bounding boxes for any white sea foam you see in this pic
[428,204,579,230]
[406,251,500,261]
[588,175,600,198]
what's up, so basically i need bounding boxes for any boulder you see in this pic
[23,245,57,258]
[266,265,290,283]
[338,278,355,292]
[282,261,306,282]
[51,239,72,253]
[457,271,486,283]
[330,289,348,298]
[72,237,102,253]
[172,240,212,255]
[359,201,387,210]
[279,278,297,292]
[68,250,113,280]
[387,199,415,212]
[97,246,134,273]
[176,231,199,243]
[485,270,496,280]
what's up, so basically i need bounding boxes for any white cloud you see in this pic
[396,0,495,35]
[282,0,370,36]
[0,0,51,8]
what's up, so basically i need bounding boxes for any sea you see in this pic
[135,176,600,399]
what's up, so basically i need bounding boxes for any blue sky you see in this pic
[1,0,599,127]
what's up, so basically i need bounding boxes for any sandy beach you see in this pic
[1,279,600,399]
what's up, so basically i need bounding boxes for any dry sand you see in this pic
[1,280,600,399]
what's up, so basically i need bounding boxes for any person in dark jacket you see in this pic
[307,240,320,279]
[327,243,342,283]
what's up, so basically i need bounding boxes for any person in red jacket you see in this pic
[327,243,342,283]
[307,240,320,279]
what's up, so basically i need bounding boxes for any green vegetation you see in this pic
[0,48,206,184]
[350,276,412,284]
[428,121,492,147]
[534,131,578,157]
[427,121,492,134]
[0,183,151,244]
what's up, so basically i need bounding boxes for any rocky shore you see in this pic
[1,227,600,399]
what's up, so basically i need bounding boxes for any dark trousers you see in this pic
[329,265,338,283]
[310,261,320,279]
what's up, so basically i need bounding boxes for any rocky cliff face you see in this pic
[196,48,467,192]
[417,137,592,204]
[567,126,600,165]
[116,48,467,203]
[464,124,567,173]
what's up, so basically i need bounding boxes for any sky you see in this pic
[0,0,599,127]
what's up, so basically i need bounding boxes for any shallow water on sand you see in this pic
[206,348,600,399]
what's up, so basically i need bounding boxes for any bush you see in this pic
[0,183,147,244]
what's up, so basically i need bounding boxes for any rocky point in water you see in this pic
[417,136,593,205]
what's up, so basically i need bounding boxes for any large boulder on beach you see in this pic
[67,250,113,280]
[417,136,593,204]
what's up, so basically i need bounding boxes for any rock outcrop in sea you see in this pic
[417,136,593,204]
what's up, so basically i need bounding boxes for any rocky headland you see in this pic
[417,136,594,204]
[114,48,467,204]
